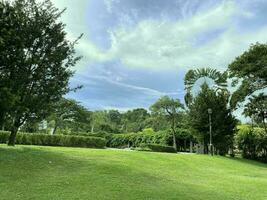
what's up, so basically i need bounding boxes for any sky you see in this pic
[49,0,267,116]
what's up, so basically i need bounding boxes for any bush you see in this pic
[235,125,267,162]
[108,130,172,148]
[0,131,10,144]
[139,143,176,153]
[62,131,113,142]
[0,131,106,148]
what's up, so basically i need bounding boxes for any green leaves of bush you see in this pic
[235,125,267,162]
[0,131,106,148]
[139,143,176,153]
[108,130,172,148]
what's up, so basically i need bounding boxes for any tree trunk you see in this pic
[8,115,26,146]
[91,123,94,133]
[8,126,18,146]
[171,117,177,152]
[189,141,193,153]
[184,139,187,152]
[172,130,177,152]
[262,115,267,134]
[0,112,5,130]
[52,123,58,135]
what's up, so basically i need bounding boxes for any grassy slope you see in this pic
[0,145,267,200]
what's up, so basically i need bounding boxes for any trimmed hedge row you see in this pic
[70,132,113,141]
[107,131,172,148]
[0,131,106,148]
[139,143,176,153]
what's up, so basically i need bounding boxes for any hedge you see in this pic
[68,132,113,141]
[0,131,106,148]
[139,143,176,153]
[107,130,172,148]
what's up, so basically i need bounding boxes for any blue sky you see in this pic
[50,0,267,114]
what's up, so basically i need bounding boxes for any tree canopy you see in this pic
[229,43,267,108]
[0,0,82,145]
[184,68,228,106]
[188,83,236,155]
[150,96,184,151]
[243,93,267,133]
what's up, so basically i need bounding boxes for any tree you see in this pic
[48,98,90,135]
[107,110,122,132]
[143,114,169,132]
[184,68,228,106]
[90,111,108,133]
[150,96,184,151]
[188,83,236,155]
[229,43,267,108]
[0,88,17,130]
[122,108,150,132]
[243,93,267,133]
[0,0,82,145]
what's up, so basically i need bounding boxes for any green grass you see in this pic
[1,145,267,200]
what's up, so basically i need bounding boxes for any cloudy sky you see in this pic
[50,0,267,112]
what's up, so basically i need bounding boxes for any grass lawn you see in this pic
[0,145,267,200]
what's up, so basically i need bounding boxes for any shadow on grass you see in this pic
[225,156,267,169]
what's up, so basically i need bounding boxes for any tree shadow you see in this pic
[225,155,267,169]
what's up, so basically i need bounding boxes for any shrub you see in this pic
[63,131,113,142]
[108,130,172,148]
[0,132,106,148]
[235,125,267,162]
[0,131,10,144]
[139,143,176,153]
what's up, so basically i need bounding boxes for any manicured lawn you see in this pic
[0,145,267,200]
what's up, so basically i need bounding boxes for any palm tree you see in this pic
[184,68,228,106]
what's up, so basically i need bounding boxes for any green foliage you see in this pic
[235,125,267,162]
[188,83,236,154]
[229,43,267,108]
[48,98,91,134]
[0,131,106,148]
[0,0,82,145]
[184,68,228,106]
[243,93,267,133]
[0,131,9,144]
[139,143,176,153]
[150,96,184,151]
[122,108,150,132]
[68,131,113,143]
[108,130,172,148]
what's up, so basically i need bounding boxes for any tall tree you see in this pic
[0,0,82,145]
[229,43,267,109]
[188,83,236,155]
[150,96,184,151]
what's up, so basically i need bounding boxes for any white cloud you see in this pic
[104,0,261,70]
[104,0,120,14]
[64,0,266,72]
[44,0,267,72]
